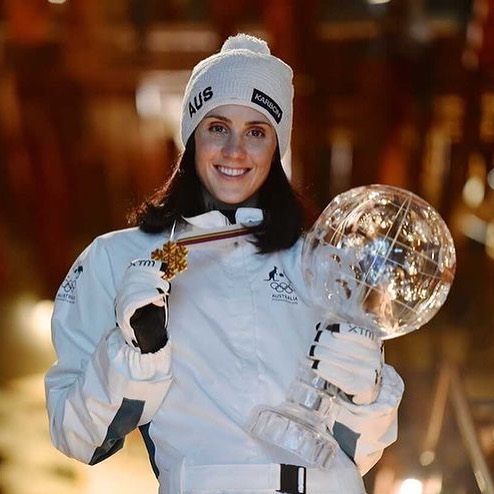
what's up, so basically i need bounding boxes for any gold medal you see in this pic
[151,224,250,281]
[151,241,188,281]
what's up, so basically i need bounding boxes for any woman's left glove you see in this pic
[115,259,170,354]
[308,322,384,405]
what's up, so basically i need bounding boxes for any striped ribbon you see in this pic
[151,225,253,280]
[177,225,251,246]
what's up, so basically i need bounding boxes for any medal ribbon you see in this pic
[151,225,252,280]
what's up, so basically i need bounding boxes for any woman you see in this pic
[45,34,404,494]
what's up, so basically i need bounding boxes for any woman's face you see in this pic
[194,104,277,205]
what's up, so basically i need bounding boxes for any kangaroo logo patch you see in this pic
[56,264,84,304]
[264,266,298,304]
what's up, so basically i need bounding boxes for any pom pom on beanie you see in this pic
[221,33,270,53]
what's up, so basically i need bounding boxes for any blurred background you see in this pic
[0,0,493,493]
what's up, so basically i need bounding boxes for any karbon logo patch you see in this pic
[251,89,282,124]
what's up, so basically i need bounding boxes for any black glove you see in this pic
[115,259,170,354]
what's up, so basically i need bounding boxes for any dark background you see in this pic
[0,1,493,493]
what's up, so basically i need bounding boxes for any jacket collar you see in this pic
[183,208,263,229]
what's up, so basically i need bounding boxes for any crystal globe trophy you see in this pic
[247,184,456,469]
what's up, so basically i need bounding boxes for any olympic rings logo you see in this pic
[61,265,83,293]
[62,279,77,293]
[270,281,294,294]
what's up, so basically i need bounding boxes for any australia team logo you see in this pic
[56,264,83,304]
[264,266,298,304]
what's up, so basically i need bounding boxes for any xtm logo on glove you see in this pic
[263,266,298,305]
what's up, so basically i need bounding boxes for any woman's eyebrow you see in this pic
[203,115,271,126]
[204,114,230,122]
[247,121,272,126]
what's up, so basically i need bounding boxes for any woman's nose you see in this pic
[222,133,246,159]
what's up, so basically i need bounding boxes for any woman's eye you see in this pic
[209,124,227,134]
[248,128,265,138]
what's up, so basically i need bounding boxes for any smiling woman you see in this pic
[127,33,306,254]
[45,33,404,494]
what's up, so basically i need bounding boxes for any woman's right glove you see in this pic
[115,259,170,354]
[308,322,384,405]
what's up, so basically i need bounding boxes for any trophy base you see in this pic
[248,404,338,469]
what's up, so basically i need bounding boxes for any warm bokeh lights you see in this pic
[0,0,493,492]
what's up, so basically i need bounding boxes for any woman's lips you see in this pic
[215,165,250,177]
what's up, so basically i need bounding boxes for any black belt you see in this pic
[277,464,307,494]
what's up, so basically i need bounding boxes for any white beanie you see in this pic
[180,33,294,158]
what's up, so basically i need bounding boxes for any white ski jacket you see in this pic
[45,208,404,494]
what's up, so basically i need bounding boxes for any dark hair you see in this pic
[128,137,314,253]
